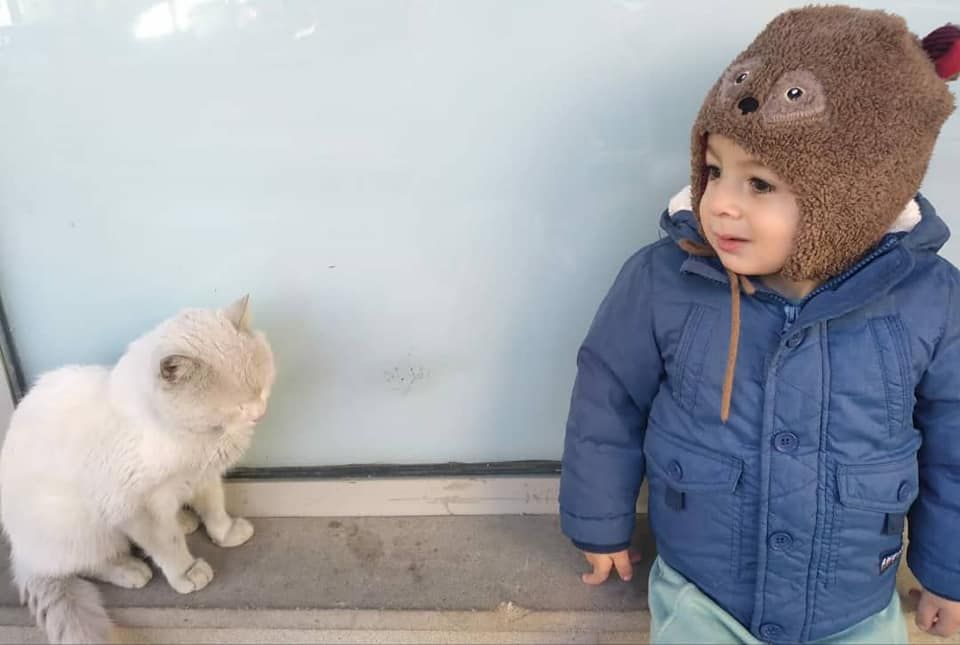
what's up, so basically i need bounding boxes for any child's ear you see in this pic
[223,294,252,331]
[159,355,201,385]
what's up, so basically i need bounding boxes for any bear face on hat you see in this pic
[690,6,955,281]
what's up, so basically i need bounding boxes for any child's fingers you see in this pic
[581,556,613,585]
[612,551,634,582]
[915,593,938,633]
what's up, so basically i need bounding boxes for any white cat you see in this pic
[0,296,276,644]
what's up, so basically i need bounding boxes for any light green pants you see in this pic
[649,557,908,644]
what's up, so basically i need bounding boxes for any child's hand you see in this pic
[580,548,643,585]
[910,588,960,637]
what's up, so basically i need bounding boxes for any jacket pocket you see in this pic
[868,315,914,436]
[672,304,719,413]
[644,426,744,585]
[823,455,918,588]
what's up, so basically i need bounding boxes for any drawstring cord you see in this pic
[678,239,755,423]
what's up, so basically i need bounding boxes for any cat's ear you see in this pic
[159,355,200,385]
[223,294,251,332]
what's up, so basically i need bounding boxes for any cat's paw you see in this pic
[115,557,153,589]
[210,517,254,548]
[168,558,214,594]
[177,508,201,535]
[97,556,154,589]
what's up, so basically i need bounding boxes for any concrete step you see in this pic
[0,515,955,643]
[0,516,653,643]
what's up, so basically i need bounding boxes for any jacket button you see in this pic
[785,332,804,348]
[773,432,799,453]
[667,460,684,481]
[760,624,783,639]
[769,531,794,551]
[897,481,913,501]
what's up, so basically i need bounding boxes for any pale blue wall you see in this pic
[0,0,957,466]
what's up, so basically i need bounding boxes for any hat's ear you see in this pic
[921,24,960,81]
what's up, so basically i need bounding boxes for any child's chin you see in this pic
[717,255,758,276]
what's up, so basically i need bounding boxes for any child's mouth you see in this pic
[715,235,749,253]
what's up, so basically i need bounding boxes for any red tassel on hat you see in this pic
[922,24,960,81]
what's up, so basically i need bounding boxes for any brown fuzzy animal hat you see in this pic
[690,5,957,282]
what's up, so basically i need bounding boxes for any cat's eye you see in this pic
[786,87,804,100]
[735,72,749,84]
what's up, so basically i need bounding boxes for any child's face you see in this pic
[699,134,801,280]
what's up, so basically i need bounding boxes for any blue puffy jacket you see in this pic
[559,190,960,642]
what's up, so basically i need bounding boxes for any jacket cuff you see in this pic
[908,546,960,602]
[560,509,636,548]
[571,539,631,554]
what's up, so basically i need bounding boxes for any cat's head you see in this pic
[143,295,276,434]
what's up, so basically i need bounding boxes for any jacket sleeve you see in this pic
[559,249,664,551]
[908,271,960,601]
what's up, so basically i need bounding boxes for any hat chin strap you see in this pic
[677,238,755,424]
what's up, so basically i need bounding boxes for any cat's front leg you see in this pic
[177,507,201,535]
[121,497,213,594]
[190,476,254,548]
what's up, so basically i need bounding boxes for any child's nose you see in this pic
[712,189,744,219]
[718,204,744,218]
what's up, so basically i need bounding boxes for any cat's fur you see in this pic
[0,296,276,644]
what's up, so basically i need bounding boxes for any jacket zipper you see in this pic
[757,235,902,333]
[781,304,799,334]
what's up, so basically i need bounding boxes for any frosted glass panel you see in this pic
[0,0,956,465]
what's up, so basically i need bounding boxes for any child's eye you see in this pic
[706,165,721,180]
[750,177,774,193]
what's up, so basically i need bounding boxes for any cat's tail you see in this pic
[21,575,114,644]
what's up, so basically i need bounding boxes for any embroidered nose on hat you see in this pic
[738,96,759,114]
